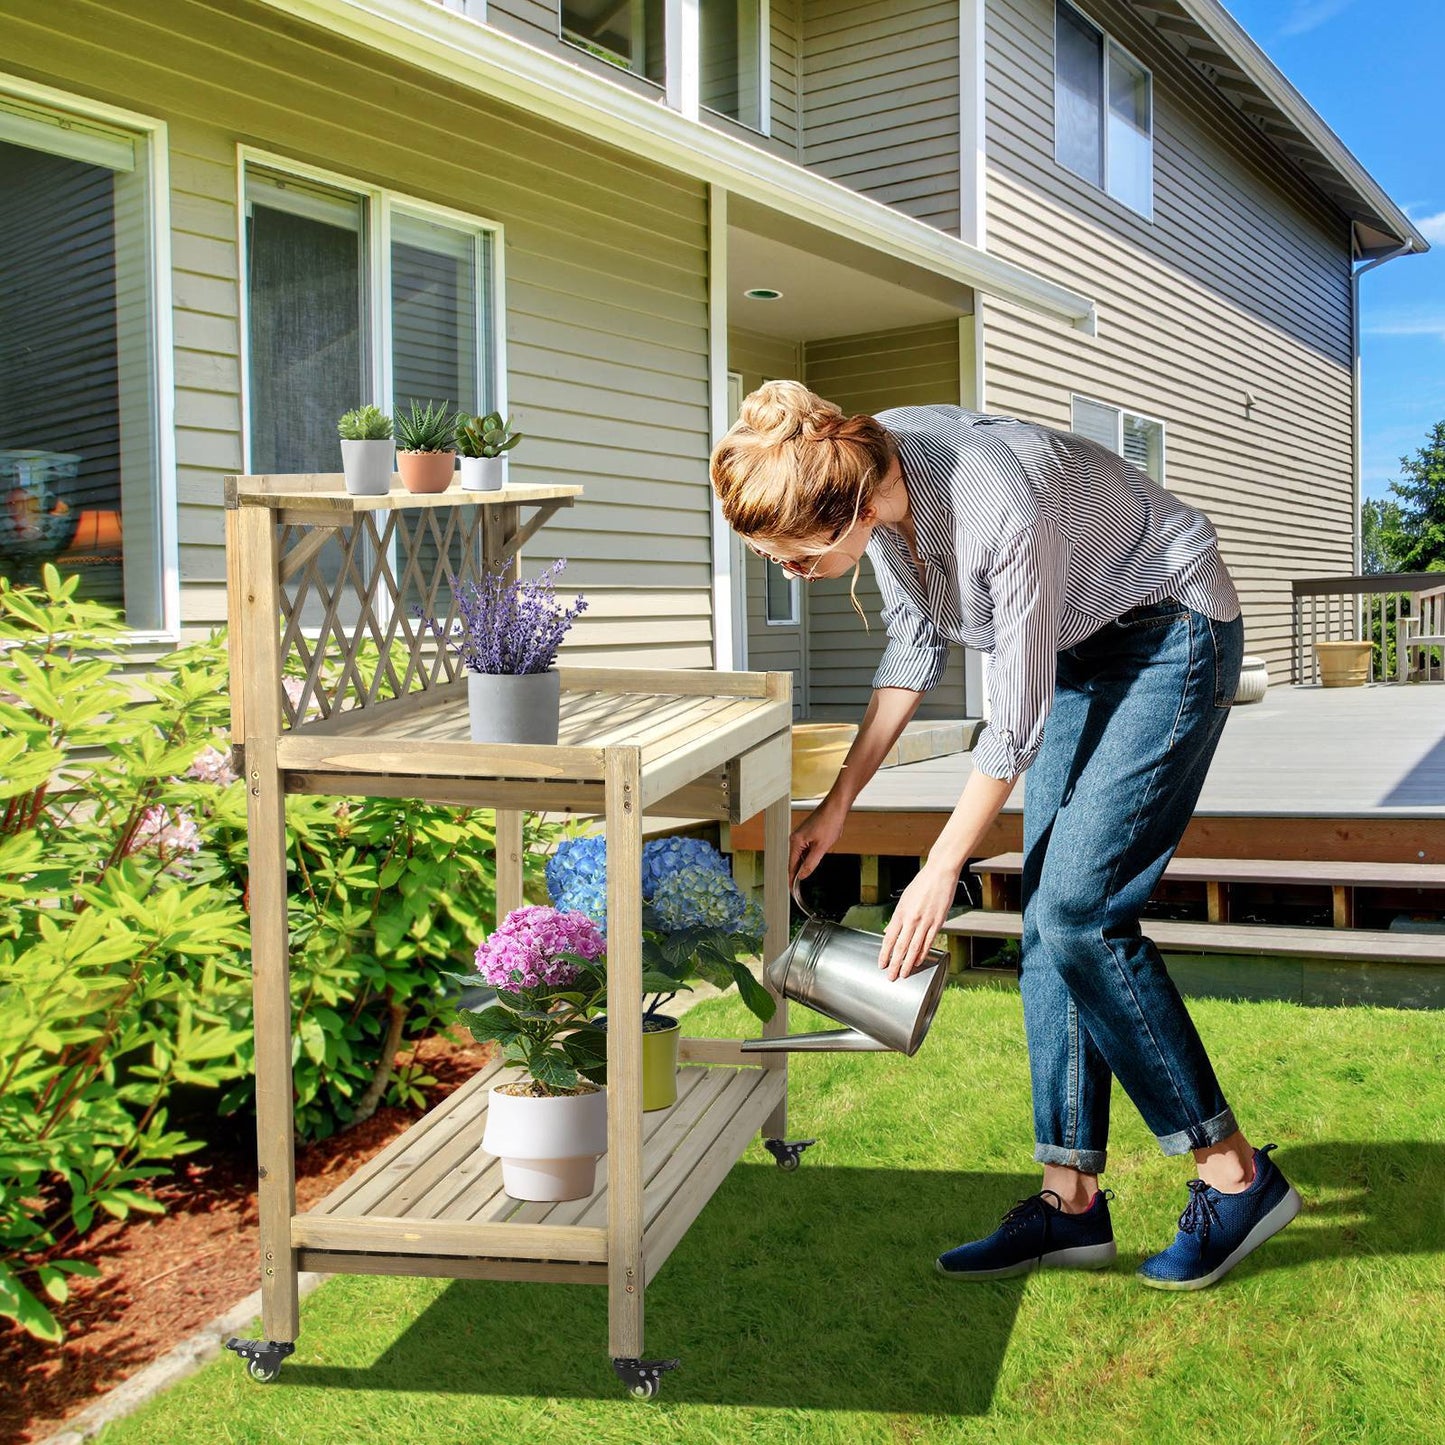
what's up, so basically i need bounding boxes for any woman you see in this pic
[710,380,1300,1290]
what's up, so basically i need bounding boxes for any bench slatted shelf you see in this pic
[224,474,797,1394]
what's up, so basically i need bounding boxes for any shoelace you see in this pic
[1178,1179,1224,1242]
[1000,1189,1065,1259]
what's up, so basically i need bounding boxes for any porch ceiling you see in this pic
[729,228,968,343]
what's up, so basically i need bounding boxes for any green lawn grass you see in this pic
[99,986,1445,1445]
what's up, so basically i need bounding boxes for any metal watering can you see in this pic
[740,884,949,1055]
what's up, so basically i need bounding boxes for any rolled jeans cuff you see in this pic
[1156,1105,1239,1158]
[1033,1142,1107,1173]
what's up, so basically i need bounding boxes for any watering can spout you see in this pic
[740,1027,891,1053]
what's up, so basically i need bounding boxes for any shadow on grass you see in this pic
[286,1165,1036,1413]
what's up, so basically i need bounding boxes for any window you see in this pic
[0,91,169,631]
[701,0,764,131]
[1055,1,1153,218]
[243,161,498,472]
[764,558,799,625]
[1071,395,1165,484]
[562,0,666,86]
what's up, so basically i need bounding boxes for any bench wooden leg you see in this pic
[1206,880,1228,924]
[859,854,880,905]
[1332,885,1354,929]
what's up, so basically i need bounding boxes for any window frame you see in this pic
[236,147,507,477]
[1052,0,1154,222]
[1070,392,1167,487]
[0,72,179,641]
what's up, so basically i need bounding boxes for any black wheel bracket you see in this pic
[764,1137,817,1169]
[225,1336,295,1374]
[611,1355,680,1396]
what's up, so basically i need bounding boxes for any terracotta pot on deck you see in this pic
[396,449,456,494]
[1314,640,1373,688]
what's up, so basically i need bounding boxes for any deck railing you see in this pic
[1291,572,1445,685]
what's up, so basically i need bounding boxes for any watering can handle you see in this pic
[789,865,822,923]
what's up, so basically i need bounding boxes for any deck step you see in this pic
[968,854,1445,889]
[941,910,1445,965]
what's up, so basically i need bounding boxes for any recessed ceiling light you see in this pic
[744,287,783,300]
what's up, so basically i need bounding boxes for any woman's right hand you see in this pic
[789,796,847,886]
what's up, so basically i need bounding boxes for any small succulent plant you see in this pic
[456,411,523,460]
[336,405,394,441]
[395,400,457,454]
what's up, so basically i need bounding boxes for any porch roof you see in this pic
[262,0,1098,334]
[1131,0,1429,259]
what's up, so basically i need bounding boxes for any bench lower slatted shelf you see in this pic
[293,1059,785,1282]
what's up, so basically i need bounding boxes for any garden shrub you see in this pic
[0,568,552,1342]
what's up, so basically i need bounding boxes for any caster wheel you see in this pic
[776,1154,800,1173]
[612,1356,678,1400]
[764,1138,817,1171]
[225,1336,294,1385]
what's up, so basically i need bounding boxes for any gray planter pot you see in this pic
[339,438,394,495]
[467,669,561,744]
[460,455,506,492]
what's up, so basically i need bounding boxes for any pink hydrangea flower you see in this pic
[474,904,605,991]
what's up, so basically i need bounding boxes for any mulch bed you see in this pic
[1,1031,496,1445]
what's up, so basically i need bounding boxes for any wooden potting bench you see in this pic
[221,474,798,1399]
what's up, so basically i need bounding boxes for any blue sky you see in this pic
[1221,0,1445,501]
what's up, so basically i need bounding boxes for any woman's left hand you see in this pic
[879,860,961,981]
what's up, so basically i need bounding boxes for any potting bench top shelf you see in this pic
[223,473,583,515]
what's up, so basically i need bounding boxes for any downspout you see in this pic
[1351,235,1414,574]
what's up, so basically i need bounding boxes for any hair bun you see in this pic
[739,379,844,444]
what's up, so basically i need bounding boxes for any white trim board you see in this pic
[255,0,1097,335]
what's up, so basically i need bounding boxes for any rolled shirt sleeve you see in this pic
[870,562,951,694]
[969,517,1069,780]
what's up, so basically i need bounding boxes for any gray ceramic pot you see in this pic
[339,439,394,496]
[467,669,561,744]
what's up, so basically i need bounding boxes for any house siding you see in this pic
[2,0,715,667]
[983,0,1356,681]
[770,0,802,156]
[803,321,968,720]
[729,327,806,712]
[800,0,962,235]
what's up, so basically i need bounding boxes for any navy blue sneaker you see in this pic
[936,1188,1117,1280]
[1137,1145,1301,1291]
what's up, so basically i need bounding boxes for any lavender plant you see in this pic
[425,560,587,676]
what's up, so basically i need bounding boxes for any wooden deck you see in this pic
[729,685,1445,863]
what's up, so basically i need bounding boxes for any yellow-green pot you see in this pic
[642,1015,681,1111]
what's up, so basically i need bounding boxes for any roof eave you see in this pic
[1156,0,1429,257]
[261,0,1098,333]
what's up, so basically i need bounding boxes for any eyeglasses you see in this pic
[744,514,864,580]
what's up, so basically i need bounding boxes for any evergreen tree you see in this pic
[1361,496,1407,574]
[1388,420,1445,571]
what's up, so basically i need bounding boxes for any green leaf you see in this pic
[528,1051,581,1094]
[731,962,777,1023]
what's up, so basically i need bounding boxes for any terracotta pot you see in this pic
[396,449,456,494]
[482,1084,607,1201]
[1315,640,1372,688]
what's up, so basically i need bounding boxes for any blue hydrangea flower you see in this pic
[641,836,729,900]
[546,833,607,904]
[650,863,748,933]
[554,878,608,938]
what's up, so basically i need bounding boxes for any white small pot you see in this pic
[339,438,394,496]
[467,669,561,744]
[482,1084,607,1201]
[460,455,506,492]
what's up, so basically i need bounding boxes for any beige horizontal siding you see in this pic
[800,0,961,235]
[770,0,801,156]
[803,321,968,721]
[4,0,714,665]
[983,0,1356,682]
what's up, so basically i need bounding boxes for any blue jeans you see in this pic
[1020,602,1245,1173]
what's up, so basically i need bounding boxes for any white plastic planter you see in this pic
[467,669,561,744]
[460,455,506,492]
[482,1084,608,1201]
[339,439,394,496]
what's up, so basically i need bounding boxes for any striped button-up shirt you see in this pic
[866,404,1240,781]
